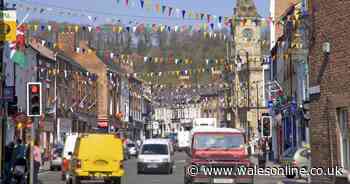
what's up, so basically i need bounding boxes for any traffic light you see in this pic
[27,82,42,117]
[261,116,272,137]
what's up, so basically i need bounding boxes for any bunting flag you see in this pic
[155,3,160,13]
[161,5,166,14]
[168,7,173,16]
[182,10,186,19]
[140,0,144,8]
[125,0,129,6]
[9,25,27,69]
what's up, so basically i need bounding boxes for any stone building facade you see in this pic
[232,0,266,140]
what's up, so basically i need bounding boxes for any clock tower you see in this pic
[232,0,265,140]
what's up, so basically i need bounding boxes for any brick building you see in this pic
[308,0,350,183]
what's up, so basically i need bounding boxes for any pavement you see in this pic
[39,161,51,173]
[38,152,309,184]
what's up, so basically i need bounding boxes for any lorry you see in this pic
[177,118,217,152]
[184,127,253,184]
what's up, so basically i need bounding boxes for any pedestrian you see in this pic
[4,142,15,184]
[13,139,26,161]
[33,140,42,184]
[136,139,142,148]
[258,137,267,168]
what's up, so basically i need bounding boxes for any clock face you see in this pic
[242,28,253,39]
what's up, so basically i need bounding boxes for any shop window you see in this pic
[337,108,350,169]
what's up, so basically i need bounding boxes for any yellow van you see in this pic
[68,133,124,184]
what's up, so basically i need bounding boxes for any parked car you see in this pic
[281,146,311,179]
[126,143,138,157]
[68,133,125,184]
[61,133,79,181]
[50,144,64,171]
[137,139,174,174]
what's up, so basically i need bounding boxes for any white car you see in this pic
[137,139,174,174]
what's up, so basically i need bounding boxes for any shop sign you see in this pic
[0,10,16,41]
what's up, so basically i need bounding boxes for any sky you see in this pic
[9,0,270,26]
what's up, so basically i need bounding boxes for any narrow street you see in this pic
[1,0,349,184]
[39,152,308,184]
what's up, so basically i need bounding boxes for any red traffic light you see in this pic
[31,85,39,93]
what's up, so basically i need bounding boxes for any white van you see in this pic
[137,139,174,174]
[61,133,78,181]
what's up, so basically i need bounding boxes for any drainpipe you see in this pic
[326,96,335,183]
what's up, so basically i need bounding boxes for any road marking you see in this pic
[38,171,50,175]
[151,179,161,183]
[175,160,186,164]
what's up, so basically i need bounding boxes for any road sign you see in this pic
[268,100,273,108]
[0,10,16,41]
[152,121,159,130]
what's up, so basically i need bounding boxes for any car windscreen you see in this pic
[141,144,168,155]
[283,147,297,157]
[193,134,244,149]
[54,148,63,155]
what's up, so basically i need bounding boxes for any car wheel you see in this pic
[113,177,121,184]
[73,177,81,184]
[137,169,143,175]
[169,165,173,174]
[184,176,192,184]
[66,177,72,184]
[286,174,296,179]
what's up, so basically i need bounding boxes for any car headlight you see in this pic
[161,158,169,163]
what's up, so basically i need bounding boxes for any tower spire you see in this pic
[234,0,260,18]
